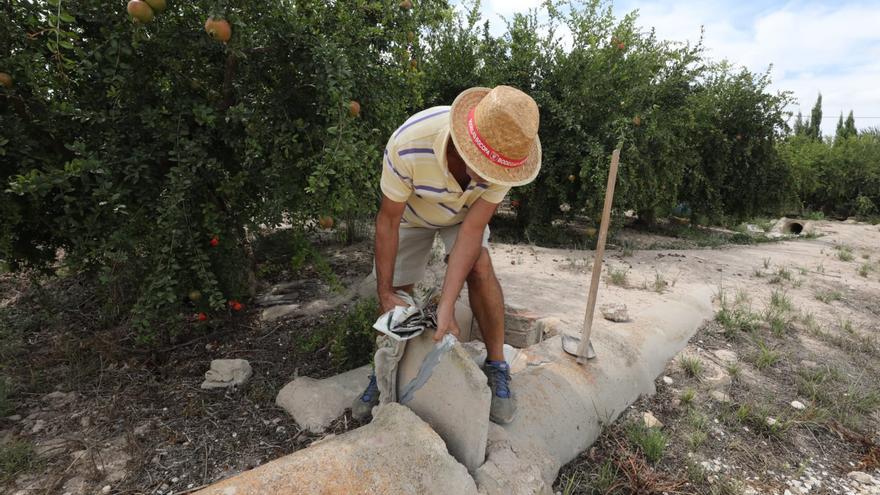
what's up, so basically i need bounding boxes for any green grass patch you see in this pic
[796,366,880,430]
[835,245,854,262]
[681,388,696,407]
[815,289,843,304]
[679,356,704,379]
[0,441,37,485]
[626,423,667,464]
[716,292,760,339]
[764,309,791,337]
[753,340,781,370]
[607,267,629,287]
[769,289,792,313]
[0,378,11,417]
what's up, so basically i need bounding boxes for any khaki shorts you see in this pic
[387,224,490,288]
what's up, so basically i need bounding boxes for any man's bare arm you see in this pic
[375,195,409,312]
[434,198,499,340]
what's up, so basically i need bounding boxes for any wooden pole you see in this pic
[576,148,621,364]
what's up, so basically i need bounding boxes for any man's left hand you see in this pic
[433,303,460,342]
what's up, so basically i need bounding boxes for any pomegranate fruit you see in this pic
[205,17,232,42]
[127,0,155,23]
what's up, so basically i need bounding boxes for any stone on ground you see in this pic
[195,403,478,495]
[200,359,253,389]
[275,364,372,433]
[396,331,491,473]
[712,349,738,364]
[847,471,876,484]
[710,390,732,403]
[790,400,806,410]
[599,303,629,322]
[642,411,663,429]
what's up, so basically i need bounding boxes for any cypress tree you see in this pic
[809,93,823,140]
[835,112,845,142]
[844,110,857,137]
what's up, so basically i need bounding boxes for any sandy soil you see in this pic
[551,220,880,494]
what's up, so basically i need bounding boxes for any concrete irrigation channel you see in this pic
[197,243,718,494]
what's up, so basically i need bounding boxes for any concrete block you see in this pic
[503,303,545,348]
[396,332,491,473]
[276,364,372,433]
[197,403,477,495]
[462,301,558,348]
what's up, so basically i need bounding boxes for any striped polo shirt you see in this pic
[381,106,510,229]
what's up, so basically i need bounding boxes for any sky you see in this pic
[464,0,880,136]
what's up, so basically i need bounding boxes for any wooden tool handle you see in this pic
[576,148,621,363]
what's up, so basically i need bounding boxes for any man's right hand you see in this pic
[379,290,410,313]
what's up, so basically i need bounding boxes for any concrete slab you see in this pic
[396,331,491,473]
[196,403,477,495]
[276,364,371,433]
[203,242,717,494]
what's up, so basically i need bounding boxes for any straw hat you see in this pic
[449,86,542,187]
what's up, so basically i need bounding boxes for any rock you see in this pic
[712,349,738,364]
[31,419,46,434]
[195,403,478,495]
[766,417,778,427]
[34,437,69,457]
[62,476,90,495]
[101,486,111,494]
[746,224,764,233]
[260,303,302,321]
[94,438,131,484]
[132,421,151,437]
[790,400,806,410]
[6,414,22,422]
[42,391,77,408]
[200,359,253,389]
[600,303,629,322]
[475,423,554,495]
[710,391,731,403]
[642,411,663,429]
[847,471,875,484]
[275,364,372,434]
[396,331,491,473]
[662,376,673,385]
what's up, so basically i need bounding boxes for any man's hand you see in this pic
[379,290,410,313]
[433,302,460,342]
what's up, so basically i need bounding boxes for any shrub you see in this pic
[1,0,445,343]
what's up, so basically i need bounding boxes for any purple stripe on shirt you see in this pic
[405,204,443,228]
[414,184,451,194]
[384,149,412,183]
[438,203,459,215]
[398,148,435,156]
[394,109,450,137]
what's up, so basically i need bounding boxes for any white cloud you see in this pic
[472,0,880,134]
[622,0,880,134]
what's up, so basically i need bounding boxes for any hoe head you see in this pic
[561,333,596,362]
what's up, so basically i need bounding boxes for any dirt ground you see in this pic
[554,220,880,494]
[1,219,878,495]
